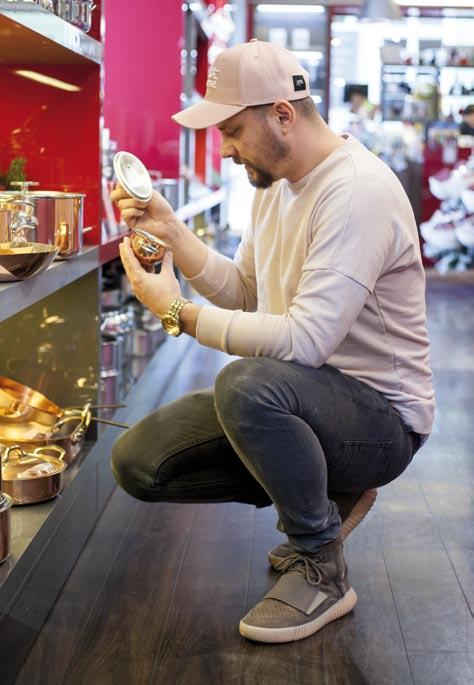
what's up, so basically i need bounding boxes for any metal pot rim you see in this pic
[0,191,86,199]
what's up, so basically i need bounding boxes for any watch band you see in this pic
[161,298,191,336]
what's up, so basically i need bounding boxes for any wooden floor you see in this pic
[15,279,474,685]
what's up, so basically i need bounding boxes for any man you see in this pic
[111,40,435,644]
[459,104,474,136]
[346,84,376,120]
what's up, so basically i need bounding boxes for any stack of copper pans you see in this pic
[0,376,129,465]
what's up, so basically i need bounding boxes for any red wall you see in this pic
[0,64,101,236]
[103,0,183,178]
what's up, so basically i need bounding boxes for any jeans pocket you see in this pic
[327,440,393,492]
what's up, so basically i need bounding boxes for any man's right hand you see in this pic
[110,185,183,249]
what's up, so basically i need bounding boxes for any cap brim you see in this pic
[171,100,246,129]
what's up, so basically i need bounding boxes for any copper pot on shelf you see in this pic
[0,182,87,259]
[0,444,66,506]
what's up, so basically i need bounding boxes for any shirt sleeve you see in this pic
[184,224,257,312]
[196,268,370,364]
[195,171,395,364]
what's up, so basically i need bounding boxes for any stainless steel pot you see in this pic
[71,0,96,32]
[101,334,123,372]
[132,325,166,357]
[157,179,179,210]
[55,0,74,22]
[100,369,119,408]
[0,184,86,259]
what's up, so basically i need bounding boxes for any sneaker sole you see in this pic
[239,587,358,643]
[267,489,377,568]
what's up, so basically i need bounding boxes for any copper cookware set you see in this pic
[0,376,129,564]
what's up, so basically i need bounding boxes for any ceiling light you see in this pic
[397,0,473,5]
[256,5,325,14]
[331,38,342,47]
[292,51,323,61]
[14,70,81,92]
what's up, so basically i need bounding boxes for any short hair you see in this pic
[291,96,319,120]
[249,96,318,121]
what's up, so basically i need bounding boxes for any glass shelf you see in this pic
[0,0,102,65]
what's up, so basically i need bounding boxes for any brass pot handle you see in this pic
[32,445,66,462]
[1,444,27,463]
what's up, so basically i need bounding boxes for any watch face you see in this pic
[162,316,181,337]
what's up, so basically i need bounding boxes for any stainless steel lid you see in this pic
[132,228,169,248]
[113,151,153,202]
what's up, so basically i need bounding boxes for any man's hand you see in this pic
[119,237,182,318]
[111,185,183,250]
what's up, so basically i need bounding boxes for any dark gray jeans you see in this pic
[111,358,419,553]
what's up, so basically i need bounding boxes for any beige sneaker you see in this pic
[240,537,357,643]
[267,489,377,569]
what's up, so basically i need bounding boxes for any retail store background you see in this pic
[0,0,472,683]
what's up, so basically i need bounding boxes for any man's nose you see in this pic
[220,139,237,159]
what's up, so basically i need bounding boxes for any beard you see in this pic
[232,125,290,189]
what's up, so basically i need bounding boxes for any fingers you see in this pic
[160,249,174,271]
[121,208,144,226]
[110,185,148,209]
[116,197,149,211]
[119,237,144,286]
[110,184,131,204]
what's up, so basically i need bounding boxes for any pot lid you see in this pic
[1,444,65,481]
[113,151,153,202]
[0,493,12,513]
[131,227,169,247]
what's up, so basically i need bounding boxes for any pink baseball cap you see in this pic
[172,39,310,130]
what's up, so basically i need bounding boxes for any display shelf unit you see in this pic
[0,246,99,323]
[0,5,109,680]
[0,0,102,64]
[381,63,474,124]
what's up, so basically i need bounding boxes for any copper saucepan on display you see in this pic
[1,444,66,505]
[0,376,64,426]
[0,182,90,259]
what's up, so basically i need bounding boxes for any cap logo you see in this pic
[293,75,306,92]
[207,66,220,89]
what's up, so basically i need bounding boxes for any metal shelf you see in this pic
[0,0,102,65]
[175,188,226,223]
[99,231,128,265]
[0,245,99,324]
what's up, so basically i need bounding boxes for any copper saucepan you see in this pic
[1,444,66,505]
[0,376,64,426]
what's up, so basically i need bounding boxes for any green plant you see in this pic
[0,157,27,189]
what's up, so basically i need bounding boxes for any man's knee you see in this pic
[110,426,154,501]
[215,357,281,420]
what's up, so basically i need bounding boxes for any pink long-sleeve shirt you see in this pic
[187,134,435,435]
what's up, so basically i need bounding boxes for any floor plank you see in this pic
[407,650,473,685]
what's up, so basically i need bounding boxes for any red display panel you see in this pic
[0,64,101,242]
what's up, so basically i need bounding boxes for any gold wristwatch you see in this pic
[161,298,191,337]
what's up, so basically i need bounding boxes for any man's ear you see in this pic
[272,100,295,133]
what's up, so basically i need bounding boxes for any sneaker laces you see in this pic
[273,553,324,586]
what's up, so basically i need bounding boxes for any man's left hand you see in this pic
[119,236,182,319]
